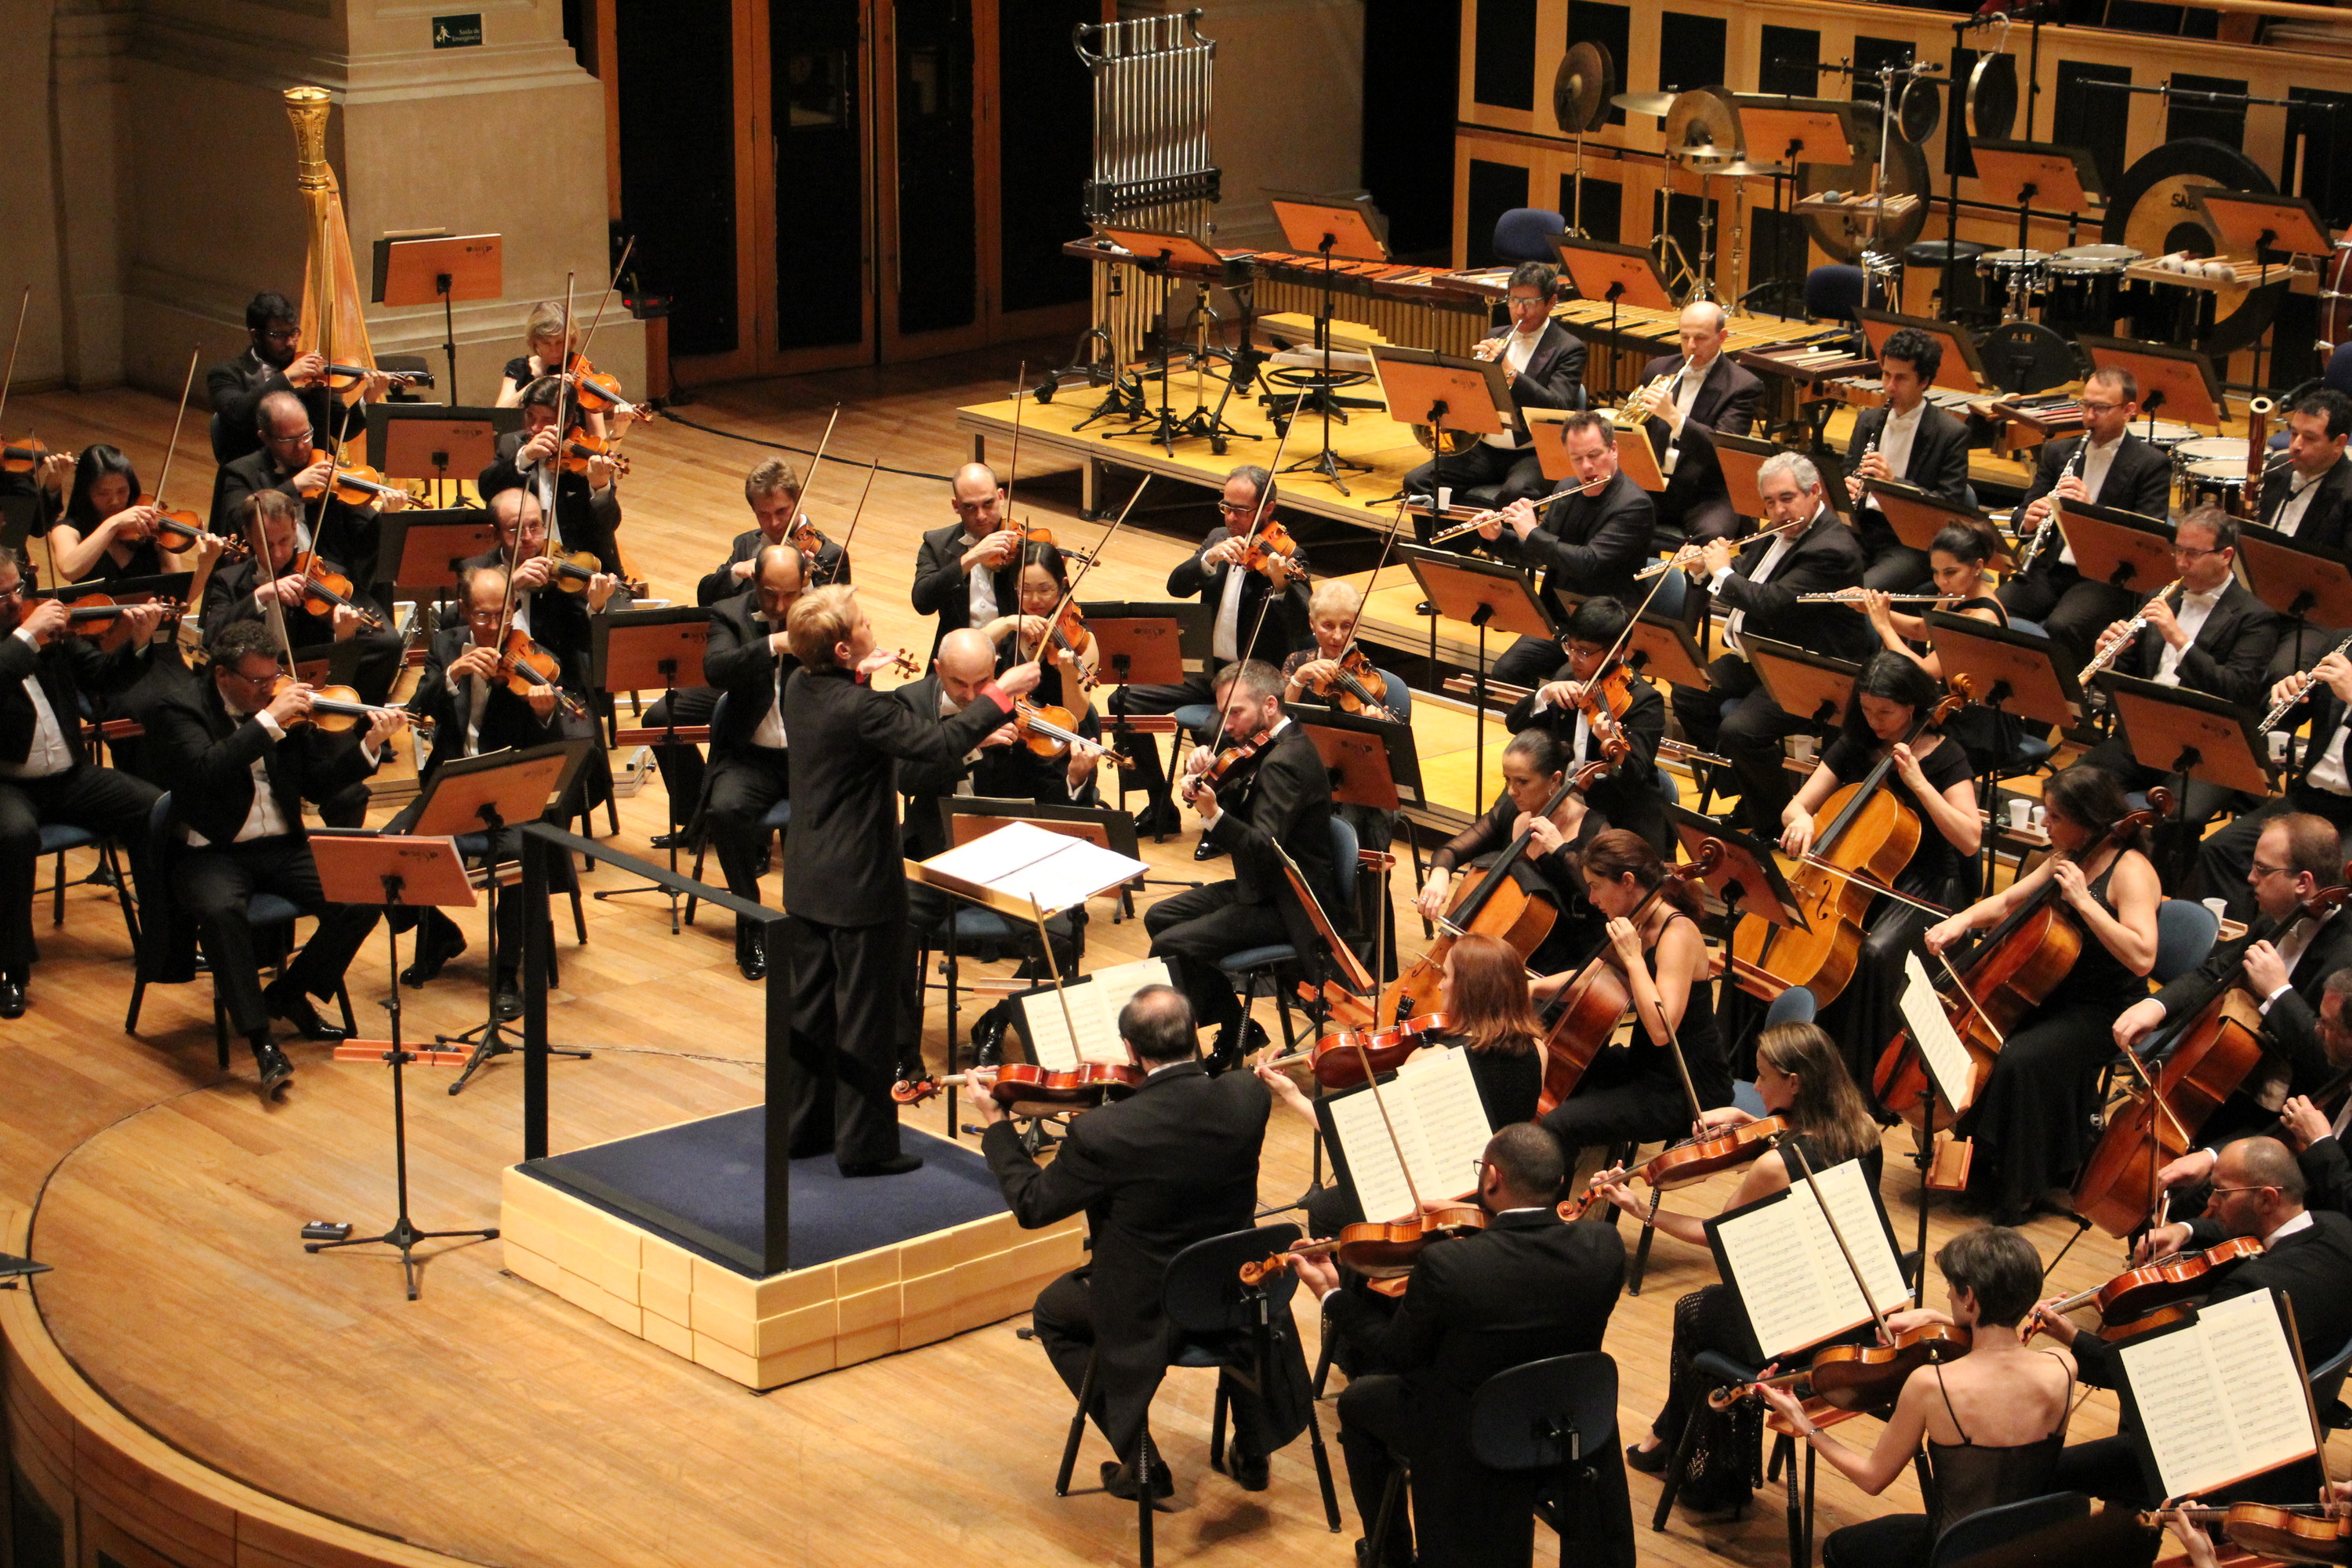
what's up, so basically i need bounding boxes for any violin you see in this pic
[1561,1115,1791,1218]
[544,549,611,596]
[2145,1503,2352,1564]
[2,437,63,474]
[1181,728,1275,805]
[558,354,658,423]
[1013,700,1131,768]
[144,504,247,561]
[263,676,401,735]
[1258,1013,1450,1091]
[1709,1323,1973,1414]
[296,561,386,632]
[1237,1203,1490,1285]
[50,593,187,637]
[309,451,410,510]
[559,433,631,477]
[1733,677,1973,1012]
[1298,644,1396,720]
[2028,1237,2263,1343]
[1875,788,2169,1131]
[890,1062,1145,1109]
[491,627,587,720]
[1018,522,1095,565]
[1036,603,1099,692]
[1233,520,1303,583]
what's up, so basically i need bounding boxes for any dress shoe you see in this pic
[1226,1447,1270,1491]
[1207,1018,1269,1076]
[0,977,26,1019]
[1102,1460,1174,1501]
[263,978,347,1043]
[737,942,768,982]
[1194,836,1228,862]
[650,829,688,851]
[492,981,524,1022]
[252,1040,294,1099]
[1625,1439,1669,1475]
[970,1011,1008,1069]
[399,916,466,989]
[1134,800,1181,837]
[842,1152,924,1178]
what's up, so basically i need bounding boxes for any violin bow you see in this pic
[1027,892,1087,1069]
[1236,393,1311,663]
[152,348,200,522]
[826,452,884,586]
[537,270,577,543]
[787,404,844,544]
[569,235,635,379]
[1776,1134,1896,1345]
[1348,1031,1428,1218]
[1322,495,1412,715]
[1002,361,1027,524]
[1031,473,1152,669]
[0,286,27,434]
[241,501,299,678]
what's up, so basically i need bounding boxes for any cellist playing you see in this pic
[1922,764,2160,1227]
[1416,730,1601,976]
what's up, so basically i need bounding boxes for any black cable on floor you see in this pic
[657,412,962,485]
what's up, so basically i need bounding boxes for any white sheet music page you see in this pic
[1069,958,1171,1065]
[2117,1290,2316,1500]
[1326,1047,1491,1222]
[920,820,1149,914]
[1018,981,1110,1072]
[1899,952,1976,1115]
[1713,1159,1907,1359]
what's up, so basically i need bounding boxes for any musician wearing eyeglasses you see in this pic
[201,492,403,711]
[1505,596,1668,854]
[205,291,384,468]
[477,377,625,578]
[1843,328,1970,592]
[1403,261,1586,515]
[209,390,408,590]
[2000,366,2172,672]
[1668,452,1872,838]
[1465,412,1654,690]
[462,487,625,702]
[1628,301,1765,545]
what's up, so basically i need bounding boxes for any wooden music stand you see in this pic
[1267,193,1389,263]
[306,832,491,1300]
[1298,710,1417,814]
[2192,189,2334,260]
[1969,141,2106,220]
[1733,97,1857,169]
[2234,524,2352,640]
[1747,637,1863,732]
[380,510,500,604]
[1857,308,1987,395]
[2104,672,2274,798]
[591,608,719,928]
[2056,497,2177,597]
[1095,226,1228,270]
[1624,610,1711,691]
[1924,612,2082,731]
[1555,237,1678,312]
[372,230,503,401]
[2074,335,2225,430]
[368,405,515,505]
[1370,345,1513,441]
[1865,479,1990,554]
[1082,601,1206,684]
[1708,433,1783,519]
[1403,545,1558,807]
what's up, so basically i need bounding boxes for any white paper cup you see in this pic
[1791,736,1817,762]
[2203,898,2229,921]
[2007,798,2033,829]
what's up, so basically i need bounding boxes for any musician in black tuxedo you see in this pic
[779,584,1040,1174]
[1632,301,1766,544]
[1145,661,1337,1066]
[911,462,1022,655]
[702,546,806,981]
[1843,328,1972,591]
[143,621,397,1096]
[1505,595,1669,851]
[475,376,625,575]
[2258,390,2352,552]
[1466,412,1655,688]
[1114,465,1312,833]
[2202,651,2352,912]
[201,490,403,710]
[204,292,381,467]
[2000,368,2176,670]
[975,985,1287,1498]
[1294,1123,1632,1568]
[459,487,625,699]
[1670,452,1873,835]
[2039,1136,2352,1507]
[1403,262,1587,511]
[0,548,164,1015]
[209,390,408,586]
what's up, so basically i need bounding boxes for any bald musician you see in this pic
[1633,302,1766,544]
[477,376,625,575]
[209,390,408,587]
[702,544,807,982]
[912,463,1022,655]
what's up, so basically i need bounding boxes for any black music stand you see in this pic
[1667,804,1809,1054]
[1927,609,2081,893]
[380,510,500,611]
[367,405,517,509]
[1970,143,2104,314]
[1298,706,1423,965]
[590,608,716,931]
[1555,238,1676,397]
[306,833,492,1300]
[418,742,597,1091]
[2074,336,2225,434]
[372,231,503,401]
[2235,524,2352,670]
[2057,498,2176,601]
[2103,673,2273,884]
[1265,191,1390,490]
[1083,599,1208,823]
[1403,545,1557,809]
[1371,347,1515,503]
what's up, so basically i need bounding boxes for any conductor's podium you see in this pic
[500,1112,1083,1390]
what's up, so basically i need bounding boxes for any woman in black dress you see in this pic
[1258,929,1544,1238]
[1538,828,1731,1170]
[495,300,607,434]
[49,446,182,585]
[1601,1020,1886,1519]
[1418,729,1603,976]
[1788,652,1983,1107]
[1929,764,2159,1225]
[1759,1225,2074,1568]
[1858,518,2024,774]
[981,542,1104,806]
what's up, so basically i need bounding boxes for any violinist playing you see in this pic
[696,457,849,604]
[699,545,808,982]
[1924,764,2160,1227]
[208,390,408,590]
[1755,1225,2074,1568]
[50,445,210,588]
[463,486,623,700]
[1257,931,1545,1240]
[1506,595,1668,852]
[1538,829,1731,1172]
[1283,580,1403,930]
[1604,1021,1882,1519]
[205,291,383,468]
[1784,652,1981,1106]
[495,302,602,434]
[201,492,403,711]
[479,376,625,577]
[1420,729,1601,975]
[982,540,1106,804]
[912,462,1022,655]
[1290,1123,1632,1568]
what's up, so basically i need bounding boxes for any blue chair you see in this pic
[1928,1492,2090,1566]
[1763,985,1817,1030]
[1221,815,1359,1052]
[123,793,354,1069]
[2153,897,2220,985]
[1494,208,1567,263]
[1468,1352,1622,1568]
[1648,564,1688,622]
[2309,1330,2352,1434]
[34,820,140,946]
[1378,668,1412,722]
[684,694,792,928]
[1654,761,1680,808]
[2327,341,2352,397]
[1802,263,1885,327]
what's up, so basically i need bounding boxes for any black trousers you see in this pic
[1861,537,1932,593]
[383,798,572,982]
[1493,634,1567,690]
[1674,655,1809,834]
[2195,781,2352,918]
[1540,1050,1689,1171]
[1404,441,1548,509]
[1145,880,1289,1038]
[1997,564,2134,673]
[175,833,379,1039]
[706,745,789,930]
[786,911,906,1169]
[1110,677,1215,811]
[644,684,718,828]
[0,762,158,979]
[1033,1266,1279,1467]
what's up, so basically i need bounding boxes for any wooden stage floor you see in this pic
[0,347,2252,1568]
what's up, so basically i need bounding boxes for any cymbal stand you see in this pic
[1650,185,1699,303]
[1174,286,1250,451]
[1690,168,1722,304]
[1568,130,1589,239]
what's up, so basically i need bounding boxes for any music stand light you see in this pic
[590,608,716,931]
[372,231,503,402]
[1403,544,1557,810]
[307,832,491,1300]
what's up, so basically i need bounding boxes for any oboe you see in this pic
[2260,629,2352,733]
[2077,579,2183,686]
[2016,440,2083,576]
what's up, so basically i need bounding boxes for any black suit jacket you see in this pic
[2259,457,2352,553]
[201,551,386,648]
[478,430,625,575]
[204,350,359,468]
[2157,906,2352,1096]
[911,523,1024,652]
[696,526,849,605]
[1505,673,1668,850]
[205,449,386,585]
[1166,524,1313,669]
[2086,1210,2352,1386]
[143,679,376,848]
[1495,469,1653,608]
[0,627,144,768]
[404,624,561,782]
[891,674,1025,857]
[702,595,789,756]
[2021,432,2175,524]
[1494,321,1588,439]
[1638,352,1765,529]
[1847,402,1971,554]
[2118,579,2281,709]
[983,1061,1269,1449]
[1205,721,1338,916]
[779,664,1014,926]
[456,549,600,694]
[1715,507,1875,661]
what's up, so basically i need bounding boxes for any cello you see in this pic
[1733,677,1973,1009]
[1875,789,2171,1131]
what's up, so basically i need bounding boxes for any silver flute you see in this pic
[2261,629,2352,732]
[1427,477,1609,544]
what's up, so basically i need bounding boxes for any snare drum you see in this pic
[1978,249,2051,300]
[2180,458,2249,510]
[2044,245,2141,336]
[2138,420,2203,452]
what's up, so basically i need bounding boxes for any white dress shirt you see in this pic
[2154,586,2223,686]
[1865,403,1926,513]
[2274,466,2331,538]
[2055,433,2126,567]
[2307,709,2352,797]
[2262,908,2339,1018]
[1211,555,1249,663]
[0,629,71,781]
[1715,519,1810,654]
[750,612,788,749]
[1482,328,1544,451]
[967,537,999,624]
[186,711,292,847]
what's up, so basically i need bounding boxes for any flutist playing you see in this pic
[1403,262,1587,514]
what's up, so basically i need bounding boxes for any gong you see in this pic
[1965,53,2017,142]
[1797,101,1931,263]
[1896,73,1941,144]
[2103,137,2286,358]
[1554,41,1615,135]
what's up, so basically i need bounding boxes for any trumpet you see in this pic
[2260,629,2352,732]
[1635,512,1814,580]
[2077,579,2182,687]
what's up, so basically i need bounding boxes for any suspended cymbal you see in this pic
[1554,41,1615,135]
[1612,90,1676,118]
[1663,144,1734,162]
[1706,160,1792,178]
[1663,86,1743,163]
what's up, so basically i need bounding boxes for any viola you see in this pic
[1233,520,1303,583]
[1710,1323,1973,1414]
[2145,1503,2352,1564]
[492,627,587,720]
[1734,677,1973,1012]
[1255,1013,1450,1091]
[1560,1115,1791,1219]
[559,355,658,423]
[1181,728,1275,806]
[1012,700,1130,768]
[543,549,611,596]
[1038,604,1098,692]
[0,437,60,474]
[2029,1237,2263,1342]
[890,1062,1145,1109]
[1875,789,2169,1131]
[296,561,386,632]
[1237,1203,1490,1286]
[1018,522,1096,565]
[559,433,631,477]
[52,593,188,637]
[308,451,409,510]
[1299,644,1396,720]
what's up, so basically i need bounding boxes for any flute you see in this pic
[1794,590,1955,604]
[1635,513,1812,580]
[1426,475,1610,543]
[2077,579,2183,686]
[2260,628,2352,733]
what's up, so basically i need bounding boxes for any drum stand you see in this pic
[1690,171,1722,305]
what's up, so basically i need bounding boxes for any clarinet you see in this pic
[2261,630,2352,733]
[2016,440,2083,576]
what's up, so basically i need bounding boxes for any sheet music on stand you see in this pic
[909,819,1149,920]
[2114,1290,2319,1502]
[1016,957,1174,1070]
[1897,952,1976,1116]
[1312,1047,1494,1221]
[1705,1156,1910,1359]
